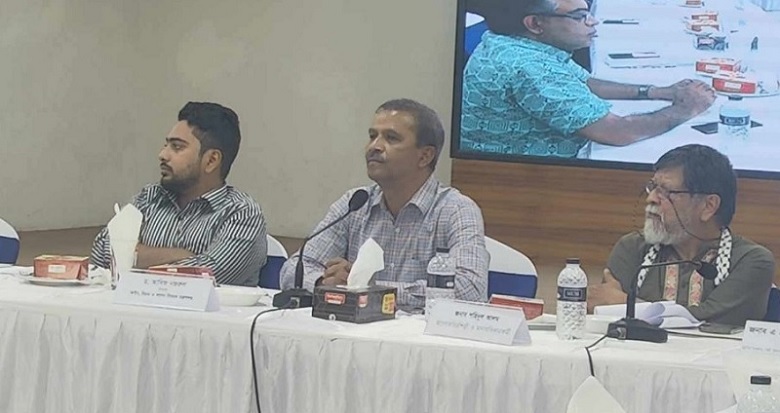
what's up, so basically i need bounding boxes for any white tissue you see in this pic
[347,238,384,288]
[107,204,143,276]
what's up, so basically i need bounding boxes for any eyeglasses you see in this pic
[645,180,700,200]
[536,11,596,23]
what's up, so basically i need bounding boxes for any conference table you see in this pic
[0,268,751,413]
[590,0,780,172]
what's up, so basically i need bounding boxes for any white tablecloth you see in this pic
[590,0,780,173]
[0,273,262,413]
[254,311,740,413]
[0,271,743,413]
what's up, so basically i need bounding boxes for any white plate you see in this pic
[717,89,780,98]
[216,286,266,306]
[527,313,557,330]
[586,314,621,334]
[22,275,91,286]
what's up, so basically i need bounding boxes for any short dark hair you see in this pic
[376,99,445,170]
[178,102,241,179]
[480,0,558,36]
[654,144,737,227]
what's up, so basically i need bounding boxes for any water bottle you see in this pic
[736,375,780,413]
[556,258,588,340]
[427,248,456,289]
[719,96,751,146]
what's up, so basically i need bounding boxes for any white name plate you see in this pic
[424,299,531,346]
[742,320,780,354]
[114,270,219,312]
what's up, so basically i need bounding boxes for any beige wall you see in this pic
[0,0,456,237]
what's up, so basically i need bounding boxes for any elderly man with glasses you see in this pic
[587,144,775,326]
[460,0,716,158]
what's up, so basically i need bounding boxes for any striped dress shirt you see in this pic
[91,183,267,286]
[279,176,489,309]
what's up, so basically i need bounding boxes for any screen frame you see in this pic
[448,0,780,181]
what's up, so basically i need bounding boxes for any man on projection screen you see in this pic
[588,144,774,326]
[461,0,716,158]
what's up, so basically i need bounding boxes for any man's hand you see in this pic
[320,258,352,286]
[651,79,695,101]
[133,243,193,269]
[587,268,627,313]
[670,79,716,117]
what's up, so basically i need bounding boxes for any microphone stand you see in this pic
[606,268,668,343]
[605,260,709,343]
[272,190,369,308]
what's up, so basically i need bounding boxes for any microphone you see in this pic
[607,259,717,343]
[272,189,369,308]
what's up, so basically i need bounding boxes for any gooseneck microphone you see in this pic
[607,259,718,343]
[272,189,369,308]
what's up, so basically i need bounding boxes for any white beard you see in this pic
[643,206,686,246]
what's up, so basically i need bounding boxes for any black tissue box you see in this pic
[312,285,397,323]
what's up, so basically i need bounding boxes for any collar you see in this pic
[369,175,440,216]
[485,31,573,64]
[151,183,231,211]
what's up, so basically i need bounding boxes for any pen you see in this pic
[602,19,639,24]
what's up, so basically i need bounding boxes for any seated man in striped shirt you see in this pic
[91,102,267,286]
[279,99,490,309]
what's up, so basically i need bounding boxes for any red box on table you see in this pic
[695,57,740,75]
[33,255,89,280]
[147,265,214,278]
[712,71,757,94]
[489,294,544,320]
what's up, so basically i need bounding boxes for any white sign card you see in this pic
[424,299,531,346]
[113,269,220,312]
[742,320,780,354]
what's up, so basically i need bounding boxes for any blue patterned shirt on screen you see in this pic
[461,32,611,158]
[279,176,489,309]
[90,183,267,286]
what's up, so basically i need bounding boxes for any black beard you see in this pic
[160,174,198,195]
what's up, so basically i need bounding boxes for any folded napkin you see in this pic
[567,376,626,413]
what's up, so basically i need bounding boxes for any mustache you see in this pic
[365,154,384,163]
[645,205,665,224]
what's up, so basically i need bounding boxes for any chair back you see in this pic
[259,235,288,289]
[485,236,538,298]
[765,287,780,322]
[0,218,20,266]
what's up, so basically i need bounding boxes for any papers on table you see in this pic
[594,301,702,328]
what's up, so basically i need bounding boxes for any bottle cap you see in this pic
[565,258,581,264]
[435,247,450,254]
[750,375,771,385]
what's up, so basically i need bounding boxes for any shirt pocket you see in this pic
[396,257,428,285]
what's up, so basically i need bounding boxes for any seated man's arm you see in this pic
[166,204,268,285]
[587,233,641,312]
[579,79,715,146]
[135,245,195,269]
[447,198,489,302]
[90,227,111,268]
[588,78,683,101]
[279,192,352,291]
[688,246,775,325]
[90,186,152,269]
[587,269,628,312]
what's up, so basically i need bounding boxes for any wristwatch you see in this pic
[637,85,652,99]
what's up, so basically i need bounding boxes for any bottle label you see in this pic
[558,286,587,302]
[720,114,750,126]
